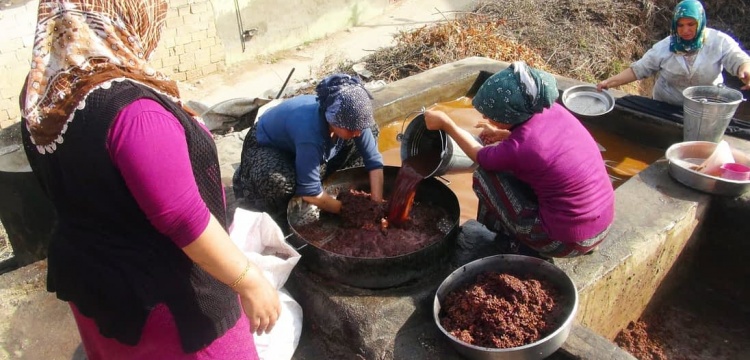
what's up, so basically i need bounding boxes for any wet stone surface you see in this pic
[287,220,508,359]
[287,220,637,360]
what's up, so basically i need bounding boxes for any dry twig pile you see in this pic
[330,0,749,97]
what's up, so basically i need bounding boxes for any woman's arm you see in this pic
[423,110,483,162]
[302,191,342,213]
[715,29,750,90]
[368,167,384,202]
[109,99,280,335]
[301,169,383,211]
[596,68,637,91]
[475,120,511,144]
[301,168,382,211]
[351,128,385,202]
[182,216,280,335]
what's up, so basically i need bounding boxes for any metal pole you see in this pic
[233,0,246,52]
[276,68,296,99]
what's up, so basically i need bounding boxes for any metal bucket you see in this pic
[398,113,478,177]
[682,85,744,142]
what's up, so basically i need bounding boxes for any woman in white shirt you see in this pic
[596,0,750,106]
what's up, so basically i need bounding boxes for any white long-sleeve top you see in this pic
[631,28,750,105]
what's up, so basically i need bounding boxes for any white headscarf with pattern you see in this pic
[22,0,180,153]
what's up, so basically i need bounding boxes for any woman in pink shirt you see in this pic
[424,62,614,258]
[20,1,279,358]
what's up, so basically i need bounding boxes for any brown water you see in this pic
[379,97,664,224]
[386,150,441,225]
[584,123,664,188]
[381,98,483,224]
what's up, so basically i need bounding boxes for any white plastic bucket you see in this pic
[682,85,744,143]
[398,113,478,177]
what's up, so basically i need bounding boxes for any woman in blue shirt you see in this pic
[233,74,384,228]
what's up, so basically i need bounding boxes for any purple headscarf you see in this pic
[315,74,374,131]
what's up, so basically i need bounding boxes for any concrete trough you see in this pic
[289,57,750,359]
[377,56,750,335]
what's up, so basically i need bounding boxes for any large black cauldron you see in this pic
[287,166,459,289]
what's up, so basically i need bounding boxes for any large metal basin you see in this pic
[433,254,578,360]
[665,141,750,196]
[287,165,460,289]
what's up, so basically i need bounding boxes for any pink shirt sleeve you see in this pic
[107,98,210,248]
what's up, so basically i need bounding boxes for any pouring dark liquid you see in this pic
[387,149,441,225]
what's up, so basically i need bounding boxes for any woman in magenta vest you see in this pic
[424,62,615,258]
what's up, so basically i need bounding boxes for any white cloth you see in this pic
[631,28,750,105]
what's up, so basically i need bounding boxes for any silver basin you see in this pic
[665,141,750,196]
[433,254,578,360]
[561,85,615,116]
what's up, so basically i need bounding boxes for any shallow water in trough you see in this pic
[378,97,664,223]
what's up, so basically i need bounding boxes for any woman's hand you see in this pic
[475,121,510,144]
[596,68,637,91]
[182,215,281,336]
[236,266,281,335]
[302,191,342,214]
[368,168,384,202]
[423,109,483,163]
[595,79,611,92]
[738,62,750,90]
[423,110,454,131]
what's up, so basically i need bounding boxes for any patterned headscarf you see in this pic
[472,61,559,125]
[315,74,374,131]
[669,0,707,54]
[22,0,179,153]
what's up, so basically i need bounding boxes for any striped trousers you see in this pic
[472,169,608,258]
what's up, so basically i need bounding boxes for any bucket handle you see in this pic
[436,175,451,185]
[396,106,427,143]
[716,83,747,102]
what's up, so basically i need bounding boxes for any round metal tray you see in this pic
[665,141,750,196]
[561,85,615,116]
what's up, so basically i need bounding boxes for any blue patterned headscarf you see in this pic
[315,73,374,131]
[471,62,559,125]
[669,0,706,54]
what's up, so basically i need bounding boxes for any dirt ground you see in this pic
[0,229,9,263]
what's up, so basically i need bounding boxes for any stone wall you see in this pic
[0,0,397,130]
[0,0,225,129]
[0,1,35,129]
[153,0,226,83]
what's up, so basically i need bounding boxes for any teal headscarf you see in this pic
[669,0,706,54]
[471,61,559,125]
